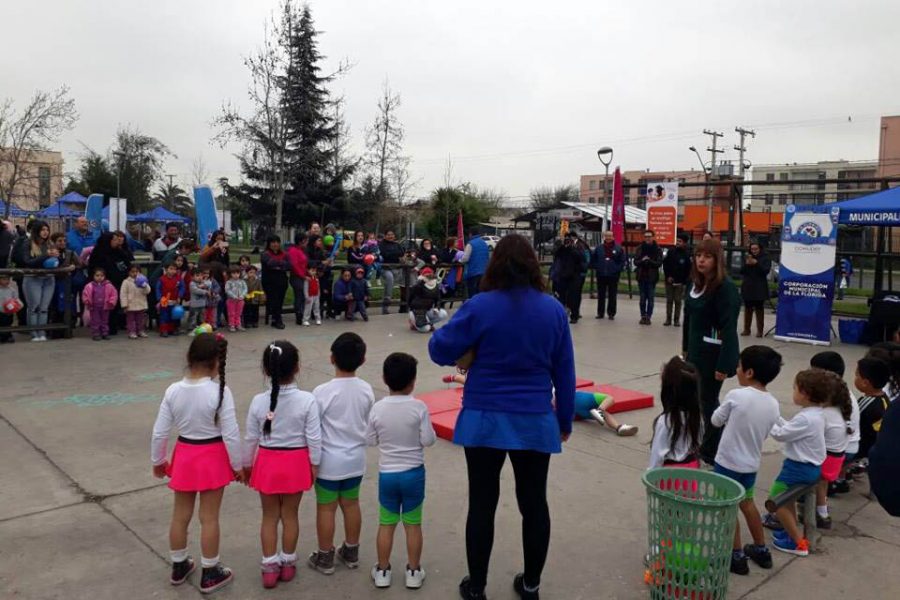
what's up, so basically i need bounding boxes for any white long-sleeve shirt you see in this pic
[770,406,826,465]
[243,385,322,468]
[823,405,849,453]
[711,387,780,473]
[847,391,861,454]
[366,395,436,473]
[648,414,698,469]
[150,378,241,470]
[313,377,375,480]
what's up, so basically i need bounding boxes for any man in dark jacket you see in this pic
[662,233,691,327]
[378,230,403,314]
[869,399,900,517]
[739,242,772,337]
[0,220,15,268]
[552,233,586,323]
[591,230,625,320]
[635,230,663,325]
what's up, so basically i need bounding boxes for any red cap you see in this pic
[420,267,434,277]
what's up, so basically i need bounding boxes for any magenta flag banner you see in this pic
[611,167,626,244]
[456,211,465,249]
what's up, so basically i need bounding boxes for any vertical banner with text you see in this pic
[108,197,128,233]
[645,182,678,245]
[774,205,839,345]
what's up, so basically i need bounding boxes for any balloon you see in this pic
[135,275,148,288]
[364,254,375,266]
[43,257,59,269]
[323,234,335,247]
[193,323,213,336]
[171,305,185,320]
[2,298,24,314]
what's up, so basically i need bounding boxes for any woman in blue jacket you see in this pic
[429,234,575,600]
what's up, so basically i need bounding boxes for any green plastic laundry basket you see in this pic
[643,468,745,600]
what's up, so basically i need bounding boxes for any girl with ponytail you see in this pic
[150,333,242,593]
[243,340,322,589]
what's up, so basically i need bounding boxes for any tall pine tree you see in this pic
[216,1,352,233]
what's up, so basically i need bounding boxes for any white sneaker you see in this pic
[303,321,310,327]
[315,320,322,326]
[405,565,425,589]
[371,564,392,588]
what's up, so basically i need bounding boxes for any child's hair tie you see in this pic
[269,343,283,356]
[266,411,275,421]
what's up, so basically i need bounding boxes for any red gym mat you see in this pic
[575,377,595,389]
[419,387,463,416]
[431,408,461,441]
[581,384,655,414]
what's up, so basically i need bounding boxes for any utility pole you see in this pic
[703,129,724,232]
[167,174,175,188]
[734,127,755,246]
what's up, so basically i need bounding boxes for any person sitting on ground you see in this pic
[573,390,637,436]
[407,267,446,333]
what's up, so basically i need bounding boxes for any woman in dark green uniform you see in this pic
[681,238,741,464]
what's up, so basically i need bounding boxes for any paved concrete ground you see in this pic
[0,296,895,599]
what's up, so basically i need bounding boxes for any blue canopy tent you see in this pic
[55,191,87,205]
[131,206,191,224]
[36,200,81,219]
[802,184,900,295]
[100,204,135,222]
[0,199,32,218]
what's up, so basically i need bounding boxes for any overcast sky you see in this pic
[4,0,900,203]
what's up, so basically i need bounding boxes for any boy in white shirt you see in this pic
[308,333,375,575]
[367,353,436,590]
[711,346,782,575]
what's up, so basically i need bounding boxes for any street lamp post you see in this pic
[689,146,713,232]
[218,177,229,234]
[597,147,614,234]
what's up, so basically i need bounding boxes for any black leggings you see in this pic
[698,374,725,464]
[263,273,288,325]
[464,447,551,591]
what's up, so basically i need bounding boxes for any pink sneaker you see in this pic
[261,561,281,588]
[280,559,297,582]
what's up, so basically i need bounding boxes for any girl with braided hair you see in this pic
[150,333,241,593]
[243,340,322,589]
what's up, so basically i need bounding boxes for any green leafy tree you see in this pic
[530,184,579,211]
[112,127,173,212]
[424,184,499,240]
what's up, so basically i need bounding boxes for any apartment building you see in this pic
[579,169,707,210]
[0,148,65,211]
[748,160,879,213]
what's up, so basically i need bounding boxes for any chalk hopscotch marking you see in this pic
[20,393,158,409]
[135,370,176,382]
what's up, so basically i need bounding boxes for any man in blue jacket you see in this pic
[591,231,626,320]
[66,216,98,257]
[461,230,490,299]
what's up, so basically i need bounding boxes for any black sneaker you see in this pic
[730,553,749,575]
[743,544,773,569]
[362,314,369,322]
[829,480,850,495]
[338,543,359,569]
[272,321,286,330]
[308,548,336,575]
[817,515,832,529]
[200,563,233,594]
[513,573,540,599]
[459,576,487,600]
[170,557,196,585]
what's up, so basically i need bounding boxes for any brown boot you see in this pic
[741,307,752,336]
[755,306,765,337]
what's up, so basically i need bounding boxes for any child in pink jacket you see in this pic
[82,267,119,340]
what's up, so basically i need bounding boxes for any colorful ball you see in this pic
[193,323,213,336]
[364,254,376,265]
[171,305,185,320]
[43,257,59,269]
[323,234,335,247]
[2,298,24,314]
[134,275,148,288]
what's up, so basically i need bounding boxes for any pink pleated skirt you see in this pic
[250,447,313,495]
[167,437,234,492]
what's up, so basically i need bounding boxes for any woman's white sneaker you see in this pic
[406,565,425,589]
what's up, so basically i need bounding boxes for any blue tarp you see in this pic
[803,186,900,226]
[131,206,191,224]
[0,199,32,218]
